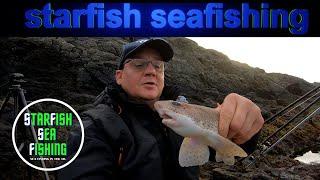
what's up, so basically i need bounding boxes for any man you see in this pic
[58,38,264,180]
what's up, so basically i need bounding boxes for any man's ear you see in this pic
[115,70,123,85]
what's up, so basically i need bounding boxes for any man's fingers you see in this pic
[238,109,255,136]
[215,103,221,111]
[219,93,265,144]
[227,99,250,139]
[232,106,259,144]
[234,112,264,144]
[247,114,264,138]
[219,93,237,138]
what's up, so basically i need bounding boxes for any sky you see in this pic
[187,37,319,83]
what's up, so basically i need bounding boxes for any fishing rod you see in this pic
[262,95,320,145]
[240,86,320,168]
[265,85,320,124]
[262,106,320,155]
[282,91,320,117]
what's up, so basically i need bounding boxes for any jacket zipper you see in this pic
[118,147,124,167]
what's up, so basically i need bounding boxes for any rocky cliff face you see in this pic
[0,37,319,179]
[1,37,315,108]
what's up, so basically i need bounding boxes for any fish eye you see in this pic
[171,101,181,106]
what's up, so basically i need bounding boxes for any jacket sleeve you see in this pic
[239,131,260,154]
[58,115,117,180]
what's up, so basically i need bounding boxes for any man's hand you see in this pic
[217,93,264,144]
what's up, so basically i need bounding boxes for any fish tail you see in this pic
[203,131,247,165]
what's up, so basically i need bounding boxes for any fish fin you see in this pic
[215,151,223,162]
[215,151,235,165]
[203,132,247,165]
[179,137,209,167]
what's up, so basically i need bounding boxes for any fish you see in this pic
[154,100,247,167]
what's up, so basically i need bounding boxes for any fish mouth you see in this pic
[154,102,172,119]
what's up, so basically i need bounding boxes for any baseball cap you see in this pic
[118,38,174,69]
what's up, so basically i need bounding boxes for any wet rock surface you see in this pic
[0,37,319,179]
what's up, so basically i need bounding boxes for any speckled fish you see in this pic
[154,100,247,167]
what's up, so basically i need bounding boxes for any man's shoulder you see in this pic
[80,103,133,145]
[82,103,116,121]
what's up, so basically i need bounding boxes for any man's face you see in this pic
[115,47,165,101]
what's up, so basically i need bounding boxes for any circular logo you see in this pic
[11,98,84,171]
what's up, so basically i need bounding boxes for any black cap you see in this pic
[118,38,174,69]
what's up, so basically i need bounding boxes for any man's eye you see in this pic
[171,101,181,106]
[153,62,163,69]
[154,65,161,69]
[134,63,144,67]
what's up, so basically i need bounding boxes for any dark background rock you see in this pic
[0,37,319,179]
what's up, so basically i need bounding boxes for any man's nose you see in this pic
[144,62,157,76]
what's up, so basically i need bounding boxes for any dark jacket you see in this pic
[58,84,258,180]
